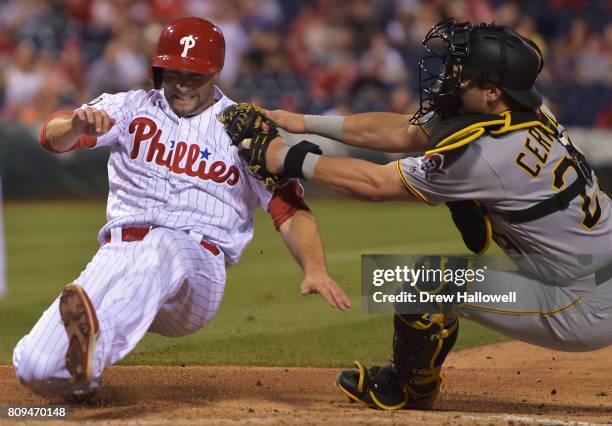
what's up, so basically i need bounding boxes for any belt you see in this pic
[104,226,220,256]
[595,261,612,286]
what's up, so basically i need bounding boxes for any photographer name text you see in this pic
[371,291,517,304]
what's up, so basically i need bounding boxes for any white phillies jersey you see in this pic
[79,88,287,266]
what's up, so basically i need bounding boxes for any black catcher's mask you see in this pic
[410,18,544,124]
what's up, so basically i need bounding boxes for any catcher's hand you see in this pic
[219,103,285,187]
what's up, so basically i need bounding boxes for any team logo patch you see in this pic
[180,35,196,57]
[418,154,447,179]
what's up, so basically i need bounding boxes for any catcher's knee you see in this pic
[549,329,612,352]
[581,331,612,351]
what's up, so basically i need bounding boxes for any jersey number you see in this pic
[552,156,601,230]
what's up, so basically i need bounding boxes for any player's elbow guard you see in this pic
[40,112,72,153]
[39,111,96,154]
[268,181,310,230]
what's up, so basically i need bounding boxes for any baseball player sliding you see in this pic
[224,19,612,410]
[13,17,350,401]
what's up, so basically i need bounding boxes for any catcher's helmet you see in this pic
[411,18,543,122]
[152,17,225,89]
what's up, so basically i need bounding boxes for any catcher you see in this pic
[222,19,612,410]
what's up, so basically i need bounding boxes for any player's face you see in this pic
[459,78,504,114]
[459,78,488,114]
[162,69,218,117]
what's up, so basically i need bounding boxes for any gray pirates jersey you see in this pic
[399,110,612,283]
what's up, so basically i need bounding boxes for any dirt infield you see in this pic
[1,341,610,425]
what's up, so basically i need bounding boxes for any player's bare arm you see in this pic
[263,109,429,153]
[44,108,116,152]
[221,104,417,202]
[310,157,415,202]
[266,137,416,202]
[278,210,351,310]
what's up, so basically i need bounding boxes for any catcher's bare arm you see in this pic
[306,157,415,202]
[220,103,416,202]
[264,109,429,153]
[266,139,417,202]
[278,210,351,310]
[43,108,116,152]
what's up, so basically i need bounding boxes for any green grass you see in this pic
[0,200,504,367]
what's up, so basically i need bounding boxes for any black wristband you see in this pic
[283,140,323,179]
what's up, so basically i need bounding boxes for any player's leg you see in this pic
[338,258,611,411]
[13,228,224,397]
[337,256,463,410]
[336,312,458,410]
[147,272,226,338]
[147,231,226,337]
[84,228,225,366]
[455,268,612,352]
[13,290,101,398]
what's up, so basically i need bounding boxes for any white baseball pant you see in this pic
[13,227,226,397]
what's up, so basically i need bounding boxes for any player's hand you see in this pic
[262,109,306,134]
[300,272,352,311]
[72,107,116,137]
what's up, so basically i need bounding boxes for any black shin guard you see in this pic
[393,313,459,396]
[334,314,458,410]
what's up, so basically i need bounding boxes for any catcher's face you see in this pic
[162,68,218,117]
[459,77,504,114]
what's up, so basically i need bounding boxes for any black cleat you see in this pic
[335,361,440,411]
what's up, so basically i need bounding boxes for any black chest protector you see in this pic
[427,111,593,254]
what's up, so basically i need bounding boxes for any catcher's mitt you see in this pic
[219,103,284,187]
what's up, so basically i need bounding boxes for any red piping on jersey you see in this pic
[40,110,97,153]
[268,181,310,230]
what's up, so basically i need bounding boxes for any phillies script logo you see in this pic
[128,117,239,186]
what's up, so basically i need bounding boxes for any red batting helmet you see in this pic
[152,17,225,89]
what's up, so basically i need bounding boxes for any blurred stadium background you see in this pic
[0,0,610,198]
